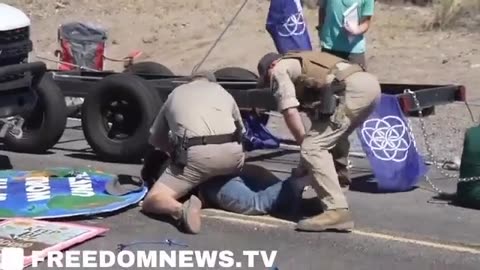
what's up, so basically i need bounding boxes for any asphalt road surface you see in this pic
[1,119,479,270]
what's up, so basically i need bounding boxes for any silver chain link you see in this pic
[405,89,480,194]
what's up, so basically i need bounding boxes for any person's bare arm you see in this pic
[346,16,372,35]
[271,60,305,145]
[345,0,374,35]
[283,108,305,145]
[359,16,372,33]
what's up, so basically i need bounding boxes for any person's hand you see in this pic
[345,20,362,35]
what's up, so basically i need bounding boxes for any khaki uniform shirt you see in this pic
[149,79,244,150]
[271,58,351,112]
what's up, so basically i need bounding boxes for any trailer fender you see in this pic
[214,67,258,81]
[124,61,174,76]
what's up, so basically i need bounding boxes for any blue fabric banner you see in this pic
[0,168,146,219]
[242,113,280,151]
[356,94,428,192]
[266,0,312,53]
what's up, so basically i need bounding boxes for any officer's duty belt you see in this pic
[184,133,239,148]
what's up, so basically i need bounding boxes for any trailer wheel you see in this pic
[214,67,269,125]
[124,61,174,76]
[81,73,162,163]
[214,67,258,81]
[4,73,67,153]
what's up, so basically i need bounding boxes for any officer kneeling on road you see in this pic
[257,51,381,232]
[141,71,245,234]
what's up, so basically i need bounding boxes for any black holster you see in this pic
[171,131,188,169]
[233,120,244,146]
[302,81,345,119]
[171,122,244,168]
[318,83,338,116]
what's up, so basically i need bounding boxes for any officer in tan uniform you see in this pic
[257,51,381,232]
[141,71,245,234]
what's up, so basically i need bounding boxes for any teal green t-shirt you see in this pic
[319,0,375,54]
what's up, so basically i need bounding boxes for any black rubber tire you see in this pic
[124,61,174,76]
[81,73,162,163]
[4,73,67,153]
[214,67,259,81]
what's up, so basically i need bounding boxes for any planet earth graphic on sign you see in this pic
[0,167,147,219]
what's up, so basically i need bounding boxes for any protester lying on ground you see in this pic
[141,71,246,234]
[257,51,381,232]
[198,164,309,216]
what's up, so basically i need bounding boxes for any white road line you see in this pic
[351,230,480,255]
[204,215,280,228]
[201,210,480,255]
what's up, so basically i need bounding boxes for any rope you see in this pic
[35,55,100,72]
[191,0,249,75]
[464,100,476,123]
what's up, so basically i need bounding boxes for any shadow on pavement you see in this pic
[44,203,141,223]
[141,212,186,233]
[430,192,480,211]
[65,152,142,165]
[349,174,379,193]
[0,154,13,170]
[349,174,419,194]
[0,145,56,155]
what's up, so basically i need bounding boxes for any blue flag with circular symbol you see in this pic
[266,0,313,54]
[356,94,428,192]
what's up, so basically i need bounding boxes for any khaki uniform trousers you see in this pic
[158,142,245,197]
[299,71,381,210]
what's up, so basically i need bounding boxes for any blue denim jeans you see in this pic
[200,174,303,216]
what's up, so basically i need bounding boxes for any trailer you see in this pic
[45,62,465,163]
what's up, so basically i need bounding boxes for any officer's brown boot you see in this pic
[295,209,354,232]
[178,195,202,234]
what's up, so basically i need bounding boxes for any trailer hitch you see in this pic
[0,116,25,139]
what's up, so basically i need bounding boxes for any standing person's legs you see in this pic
[321,47,367,70]
[295,108,353,232]
[320,47,368,189]
[295,73,380,232]
[343,72,381,129]
[348,53,367,70]
[330,136,351,189]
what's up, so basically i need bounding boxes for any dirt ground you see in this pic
[5,0,480,161]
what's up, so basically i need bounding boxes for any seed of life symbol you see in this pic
[361,116,412,162]
[278,12,306,37]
